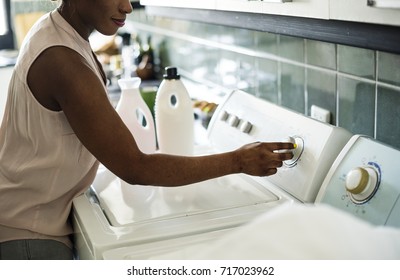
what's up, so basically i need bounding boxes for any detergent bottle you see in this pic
[154,66,194,155]
[116,77,157,154]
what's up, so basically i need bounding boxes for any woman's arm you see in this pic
[28,46,293,186]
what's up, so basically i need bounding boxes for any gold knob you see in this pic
[345,167,369,194]
[345,166,379,203]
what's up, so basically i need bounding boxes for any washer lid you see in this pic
[92,166,279,227]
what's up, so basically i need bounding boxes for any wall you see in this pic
[125,9,400,149]
[11,0,56,47]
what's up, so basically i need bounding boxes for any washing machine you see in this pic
[102,135,400,260]
[316,134,400,228]
[72,89,351,259]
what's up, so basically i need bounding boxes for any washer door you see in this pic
[92,165,279,227]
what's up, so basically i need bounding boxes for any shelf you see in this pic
[145,6,400,54]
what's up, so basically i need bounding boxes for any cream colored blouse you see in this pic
[0,10,103,247]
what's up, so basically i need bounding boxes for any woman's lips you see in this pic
[112,18,125,27]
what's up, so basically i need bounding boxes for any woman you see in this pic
[0,0,294,260]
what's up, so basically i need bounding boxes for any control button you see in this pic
[283,136,304,167]
[239,121,253,134]
[228,115,240,127]
[284,136,296,149]
[220,110,229,121]
[345,166,379,203]
[278,136,295,153]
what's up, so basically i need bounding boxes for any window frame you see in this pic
[0,0,14,50]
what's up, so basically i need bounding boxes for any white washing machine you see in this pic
[72,89,351,259]
[316,134,400,228]
[103,135,400,260]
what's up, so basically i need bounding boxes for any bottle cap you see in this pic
[163,66,180,80]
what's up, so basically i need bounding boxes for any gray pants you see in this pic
[0,239,73,260]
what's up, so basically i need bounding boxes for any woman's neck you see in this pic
[57,3,93,41]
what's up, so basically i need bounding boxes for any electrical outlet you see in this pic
[310,105,331,123]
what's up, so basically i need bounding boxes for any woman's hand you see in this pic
[234,142,295,176]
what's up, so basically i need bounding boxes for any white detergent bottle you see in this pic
[117,77,157,154]
[155,66,194,155]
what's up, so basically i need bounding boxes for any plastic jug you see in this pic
[116,77,157,154]
[154,67,194,155]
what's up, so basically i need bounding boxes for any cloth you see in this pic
[0,239,73,260]
[0,10,102,248]
[161,203,400,260]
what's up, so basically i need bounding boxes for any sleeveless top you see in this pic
[0,10,105,247]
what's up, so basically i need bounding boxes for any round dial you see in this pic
[283,136,304,167]
[345,166,379,203]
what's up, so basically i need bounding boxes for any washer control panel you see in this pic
[207,90,352,203]
[316,135,400,228]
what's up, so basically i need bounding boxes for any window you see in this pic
[0,0,7,35]
[0,0,14,50]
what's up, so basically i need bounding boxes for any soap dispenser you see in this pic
[154,66,194,155]
[116,77,157,154]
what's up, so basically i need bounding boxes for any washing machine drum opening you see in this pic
[91,167,279,227]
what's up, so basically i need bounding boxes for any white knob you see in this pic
[220,110,229,121]
[283,136,303,167]
[345,167,378,203]
[239,121,253,133]
[285,136,295,144]
[280,136,296,152]
[228,115,240,127]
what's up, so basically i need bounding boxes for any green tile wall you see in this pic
[124,11,400,148]
[11,0,56,14]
